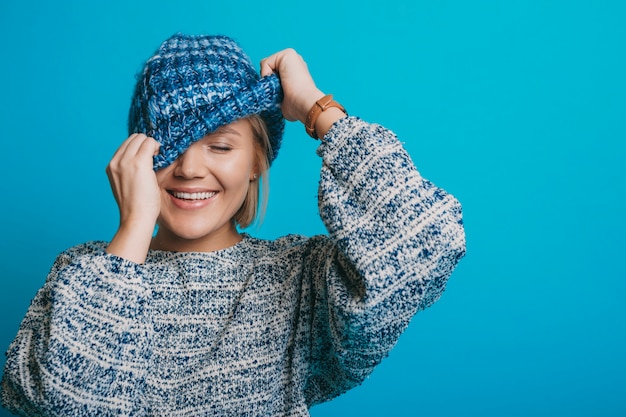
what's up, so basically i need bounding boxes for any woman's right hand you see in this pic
[105,133,161,264]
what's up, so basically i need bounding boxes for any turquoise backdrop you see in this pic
[1,1,624,416]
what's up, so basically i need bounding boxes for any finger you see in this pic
[136,137,161,160]
[108,134,151,176]
[260,53,279,77]
[108,134,140,175]
[112,133,145,160]
[118,133,152,162]
[260,49,297,77]
[109,133,146,167]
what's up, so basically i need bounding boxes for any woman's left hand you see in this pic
[260,49,325,123]
[261,49,347,138]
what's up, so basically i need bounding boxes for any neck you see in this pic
[150,223,243,253]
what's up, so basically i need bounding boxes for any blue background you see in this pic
[1,1,625,416]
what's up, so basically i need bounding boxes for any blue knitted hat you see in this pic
[128,34,285,170]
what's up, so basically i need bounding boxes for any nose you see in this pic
[173,142,209,179]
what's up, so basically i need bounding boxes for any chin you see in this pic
[157,217,234,243]
[170,227,215,241]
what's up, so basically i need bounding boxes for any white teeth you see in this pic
[172,191,216,200]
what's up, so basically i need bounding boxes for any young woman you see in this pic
[1,34,466,416]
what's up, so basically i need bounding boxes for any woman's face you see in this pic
[152,118,257,252]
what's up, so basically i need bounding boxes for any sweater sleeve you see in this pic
[1,242,152,416]
[302,117,466,405]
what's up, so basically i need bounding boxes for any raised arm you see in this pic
[262,49,466,404]
[105,133,161,264]
[304,116,465,404]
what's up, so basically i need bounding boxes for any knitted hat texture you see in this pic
[128,34,285,170]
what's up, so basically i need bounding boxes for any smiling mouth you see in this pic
[169,191,217,201]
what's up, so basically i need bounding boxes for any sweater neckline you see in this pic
[144,233,255,263]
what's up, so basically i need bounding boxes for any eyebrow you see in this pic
[213,126,241,136]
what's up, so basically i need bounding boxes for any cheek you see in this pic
[217,156,255,188]
[155,165,172,185]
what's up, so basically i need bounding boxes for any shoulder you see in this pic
[245,234,311,255]
[41,241,117,286]
[51,241,144,277]
[59,241,109,256]
[49,241,108,265]
[244,234,333,260]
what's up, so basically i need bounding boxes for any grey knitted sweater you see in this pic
[1,117,466,416]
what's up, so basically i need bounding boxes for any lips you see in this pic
[169,191,216,201]
[166,189,218,210]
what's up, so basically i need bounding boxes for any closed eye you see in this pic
[208,145,232,153]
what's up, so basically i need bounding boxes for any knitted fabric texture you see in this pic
[128,34,285,170]
[1,118,466,416]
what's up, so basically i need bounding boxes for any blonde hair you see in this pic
[233,115,272,228]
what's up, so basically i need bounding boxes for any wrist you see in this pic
[313,107,347,139]
[107,220,155,264]
[304,94,347,139]
[298,89,325,124]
